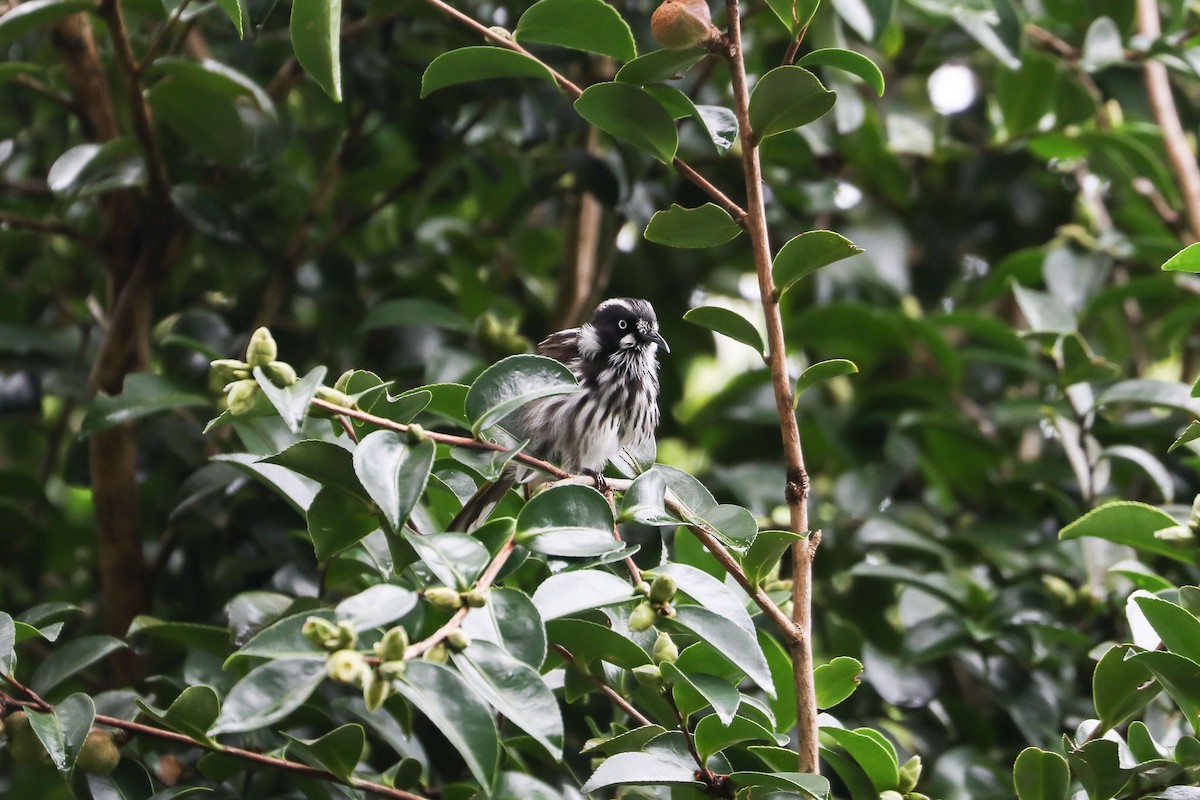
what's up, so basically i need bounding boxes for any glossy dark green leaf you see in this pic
[261,440,364,500]
[406,531,489,589]
[579,748,700,793]
[147,58,270,113]
[453,640,564,759]
[147,80,246,165]
[460,587,546,668]
[672,605,772,695]
[1012,283,1075,334]
[80,373,209,435]
[822,727,899,791]
[618,469,676,526]
[644,204,743,248]
[726,771,829,798]
[794,359,858,401]
[212,0,245,36]
[358,299,472,333]
[815,656,863,709]
[226,610,328,665]
[741,530,804,587]
[335,584,418,631]
[659,662,740,724]
[352,430,435,531]
[829,0,891,41]
[1100,379,1200,415]
[1170,421,1200,453]
[0,612,14,673]
[1163,242,1200,273]
[747,66,834,141]
[659,562,754,633]
[952,1,1020,70]
[694,713,779,759]
[125,616,230,655]
[31,635,127,696]
[683,306,764,354]
[764,0,819,34]
[582,725,670,756]
[466,354,578,436]
[1060,501,1193,564]
[44,139,143,198]
[517,485,618,557]
[574,82,678,164]
[211,452,319,514]
[210,659,325,734]
[1065,738,1132,800]
[136,685,222,746]
[1132,650,1200,732]
[0,0,95,44]
[395,661,500,788]
[27,693,93,774]
[773,230,863,298]
[1079,16,1123,72]
[514,0,635,61]
[253,365,326,434]
[546,618,650,669]
[616,48,706,83]
[421,47,557,96]
[797,48,884,96]
[284,724,364,781]
[758,631,797,732]
[290,0,341,101]
[308,486,378,561]
[1014,746,1070,800]
[850,563,970,609]
[531,569,635,620]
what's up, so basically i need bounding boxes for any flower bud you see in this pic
[326,649,368,684]
[302,617,341,650]
[425,586,464,611]
[629,601,657,633]
[333,621,358,651]
[264,361,298,387]
[649,574,677,605]
[423,643,450,664]
[650,0,721,50]
[210,358,250,386]
[446,628,471,651]
[315,386,355,409]
[76,729,121,775]
[379,660,407,679]
[632,664,663,687]
[898,754,922,793]
[246,327,278,367]
[652,632,679,665]
[5,711,46,764]
[407,423,428,444]
[878,792,904,800]
[364,671,391,711]
[375,626,410,662]
[463,589,487,608]
[635,580,651,597]
[224,379,258,415]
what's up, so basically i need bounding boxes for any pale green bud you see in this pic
[302,617,341,650]
[425,586,464,611]
[632,664,663,686]
[446,628,471,651]
[326,649,367,684]
[375,626,410,662]
[364,671,390,712]
[423,643,450,664]
[264,361,297,386]
[463,589,487,608]
[649,574,677,605]
[897,754,922,794]
[652,632,679,665]
[629,601,657,633]
[226,379,259,415]
[246,327,277,367]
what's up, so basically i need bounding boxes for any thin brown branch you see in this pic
[138,0,195,71]
[666,689,717,790]
[603,483,642,584]
[551,644,654,727]
[11,74,80,113]
[0,209,100,248]
[722,0,817,772]
[1136,0,1200,243]
[310,397,571,479]
[0,685,426,800]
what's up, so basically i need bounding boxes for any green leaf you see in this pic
[137,685,222,746]
[694,713,779,759]
[212,0,245,37]
[1163,242,1200,273]
[764,0,819,34]
[211,452,319,514]
[822,727,899,792]
[421,47,557,96]
[0,612,15,674]
[747,66,835,141]
[27,693,94,774]
[772,230,863,298]
[0,62,43,82]
[148,58,271,113]
[1100,379,1200,415]
[548,618,649,669]
[0,0,95,44]
[1131,650,1200,733]
[1060,501,1194,565]
[358,299,473,333]
[31,635,126,696]
[1014,747,1070,800]
[659,562,755,634]
[395,661,500,788]
[453,640,564,760]
[794,360,858,401]
[80,373,209,435]
[531,569,635,620]
[580,749,700,793]
[582,725,671,755]
[126,616,230,655]
[290,0,341,101]
[284,724,365,781]
[147,79,246,165]
[814,656,863,709]
[226,610,327,664]
[616,48,706,83]
[260,440,365,500]
[850,563,970,609]
[760,631,797,732]
[683,306,764,354]
[830,0,892,41]
[1092,644,1156,737]
[574,82,678,164]
[465,354,579,436]
[1170,421,1200,453]
[1064,738,1132,800]
[253,365,326,434]
[1012,282,1075,334]
[726,771,830,799]
[352,430,435,531]
[406,531,490,589]
[797,48,885,96]
[514,0,636,61]
[672,606,773,695]
[644,204,743,248]
[618,469,677,526]
[461,587,546,668]
[1080,16,1123,72]
[335,584,419,630]
[210,659,326,735]
[516,484,619,557]
[659,662,740,724]
[307,487,379,561]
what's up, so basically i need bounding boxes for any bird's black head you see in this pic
[585,298,669,357]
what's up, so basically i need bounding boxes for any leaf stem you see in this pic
[550,644,653,727]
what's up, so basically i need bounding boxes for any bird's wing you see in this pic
[537,328,581,365]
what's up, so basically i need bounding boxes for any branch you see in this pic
[0,683,426,800]
[551,644,653,727]
[1136,0,1200,243]
[0,209,100,248]
[722,0,818,772]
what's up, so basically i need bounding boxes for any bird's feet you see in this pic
[583,469,610,495]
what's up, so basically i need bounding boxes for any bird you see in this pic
[451,298,669,530]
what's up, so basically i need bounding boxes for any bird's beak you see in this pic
[647,329,670,353]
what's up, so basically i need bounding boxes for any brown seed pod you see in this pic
[650,0,721,50]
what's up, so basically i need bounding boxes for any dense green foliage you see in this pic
[6,0,1200,798]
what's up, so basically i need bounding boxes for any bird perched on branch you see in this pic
[452,298,669,529]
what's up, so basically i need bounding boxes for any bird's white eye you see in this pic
[618,319,628,330]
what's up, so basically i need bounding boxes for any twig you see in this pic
[138,0,195,71]
[0,209,100,249]
[0,684,426,800]
[11,74,80,114]
[1136,0,1200,243]
[721,0,818,772]
[338,415,360,443]
[666,689,716,789]
[603,483,642,584]
[551,644,654,727]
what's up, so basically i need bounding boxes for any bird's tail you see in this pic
[448,471,518,532]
